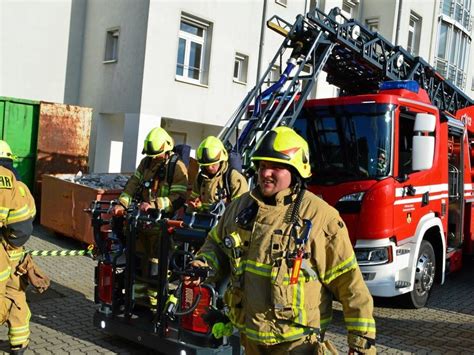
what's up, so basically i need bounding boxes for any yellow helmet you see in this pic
[251,126,311,178]
[196,136,228,166]
[0,140,14,160]
[142,127,174,157]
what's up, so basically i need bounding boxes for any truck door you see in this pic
[447,119,464,248]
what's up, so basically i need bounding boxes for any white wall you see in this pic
[140,0,307,129]
[0,0,73,102]
[78,0,150,172]
[94,113,124,173]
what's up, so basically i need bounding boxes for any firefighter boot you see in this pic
[10,345,27,355]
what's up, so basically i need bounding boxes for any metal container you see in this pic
[0,97,40,190]
[40,174,123,245]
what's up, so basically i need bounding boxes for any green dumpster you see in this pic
[0,97,39,192]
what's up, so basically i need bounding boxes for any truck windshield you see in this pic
[294,103,394,185]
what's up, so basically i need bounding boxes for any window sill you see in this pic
[103,59,118,64]
[175,76,208,88]
[233,79,247,86]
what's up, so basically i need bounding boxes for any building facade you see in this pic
[1,0,474,173]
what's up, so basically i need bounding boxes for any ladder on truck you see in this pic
[219,6,474,170]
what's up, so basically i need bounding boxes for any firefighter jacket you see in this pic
[118,153,188,213]
[0,167,35,247]
[197,186,375,346]
[189,161,248,211]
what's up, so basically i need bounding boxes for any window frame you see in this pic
[176,15,209,85]
[233,53,249,84]
[365,17,379,32]
[407,12,422,56]
[104,27,120,63]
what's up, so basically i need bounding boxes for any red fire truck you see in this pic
[220,7,474,308]
[93,6,474,353]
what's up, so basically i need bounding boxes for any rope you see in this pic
[26,245,95,257]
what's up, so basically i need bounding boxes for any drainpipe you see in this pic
[256,0,268,86]
[395,0,403,45]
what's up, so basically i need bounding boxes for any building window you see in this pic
[365,18,379,32]
[267,65,280,87]
[176,14,211,84]
[407,12,421,56]
[341,0,359,18]
[233,53,249,84]
[276,0,287,7]
[436,15,471,89]
[104,28,119,62]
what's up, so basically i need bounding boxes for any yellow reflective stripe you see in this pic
[18,186,26,197]
[170,185,187,193]
[293,279,306,325]
[320,316,332,331]
[231,320,245,330]
[209,228,220,244]
[157,197,171,212]
[270,270,315,285]
[243,260,272,277]
[133,170,142,180]
[321,253,358,284]
[8,250,24,262]
[190,191,199,199]
[9,334,29,346]
[244,325,312,344]
[198,251,220,270]
[0,266,11,281]
[160,185,170,196]
[9,324,29,334]
[29,204,36,217]
[119,193,132,207]
[345,317,376,333]
[7,205,30,223]
[0,207,8,220]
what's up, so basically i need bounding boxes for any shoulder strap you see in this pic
[223,167,234,199]
[167,154,180,187]
[197,172,204,191]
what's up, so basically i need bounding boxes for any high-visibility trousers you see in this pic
[0,241,30,348]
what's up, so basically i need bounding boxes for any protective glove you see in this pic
[16,254,50,293]
[112,204,125,216]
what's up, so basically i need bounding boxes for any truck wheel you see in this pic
[404,240,436,308]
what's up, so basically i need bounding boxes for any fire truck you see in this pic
[92,6,474,353]
[219,7,474,309]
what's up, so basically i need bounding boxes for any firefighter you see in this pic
[0,140,20,180]
[190,127,376,354]
[187,136,248,213]
[0,162,39,354]
[113,127,188,307]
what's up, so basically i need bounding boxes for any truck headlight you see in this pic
[355,246,393,265]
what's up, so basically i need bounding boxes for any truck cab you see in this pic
[294,80,472,308]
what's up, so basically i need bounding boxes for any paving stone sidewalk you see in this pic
[0,225,472,354]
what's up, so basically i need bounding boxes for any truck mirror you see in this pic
[412,114,436,171]
[414,113,436,132]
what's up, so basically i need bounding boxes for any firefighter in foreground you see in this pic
[0,141,49,354]
[113,127,188,306]
[187,135,248,212]
[189,127,376,354]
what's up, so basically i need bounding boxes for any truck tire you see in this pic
[404,240,436,308]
